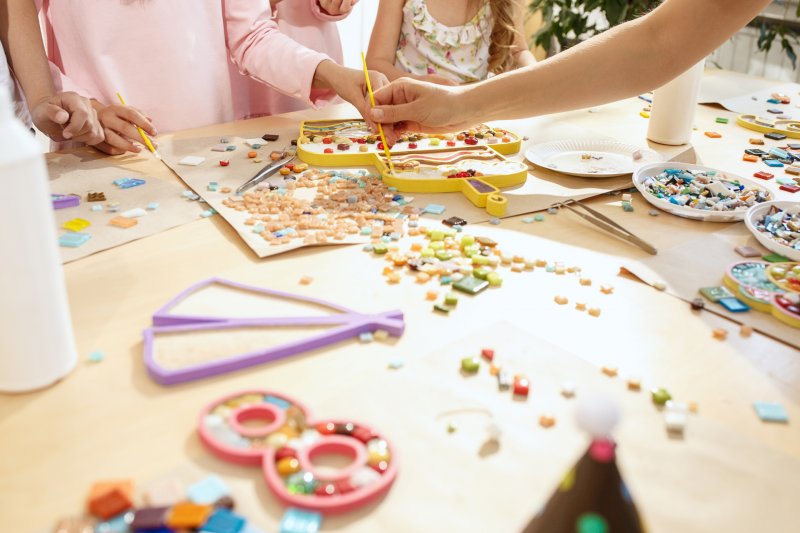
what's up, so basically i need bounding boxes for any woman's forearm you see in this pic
[465,0,770,123]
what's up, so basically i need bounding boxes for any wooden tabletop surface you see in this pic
[2,70,798,533]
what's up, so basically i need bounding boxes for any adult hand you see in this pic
[418,73,459,87]
[29,91,104,145]
[368,78,474,145]
[318,0,358,15]
[91,101,158,156]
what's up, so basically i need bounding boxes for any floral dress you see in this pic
[394,0,493,84]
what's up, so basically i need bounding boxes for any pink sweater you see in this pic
[234,1,347,120]
[38,0,347,143]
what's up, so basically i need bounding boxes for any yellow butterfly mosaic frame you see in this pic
[736,114,800,139]
[296,119,527,216]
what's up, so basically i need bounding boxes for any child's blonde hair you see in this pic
[487,0,521,75]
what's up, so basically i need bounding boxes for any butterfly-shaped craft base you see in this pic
[143,278,404,385]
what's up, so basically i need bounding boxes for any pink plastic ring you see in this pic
[227,403,286,438]
[296,435,368,482]
[198,390,399,515]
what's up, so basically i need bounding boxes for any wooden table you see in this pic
[2,71,799,533]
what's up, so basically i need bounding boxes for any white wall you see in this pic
[337,1,380,70]
[708,25,800,83]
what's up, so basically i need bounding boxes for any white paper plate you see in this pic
[633,163,773,222]
[745,200,800,261]
[525,140,662,178]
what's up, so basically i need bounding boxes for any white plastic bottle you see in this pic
[646,60,705,146]
[0,88,77,392]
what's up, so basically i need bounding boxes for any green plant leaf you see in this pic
[529,0,660,50]
[603,0,628,25]
[758,23,777,53]
[783,38,797,69]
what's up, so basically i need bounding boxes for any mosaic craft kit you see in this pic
[296,120,525,216]
[199,390,398,515]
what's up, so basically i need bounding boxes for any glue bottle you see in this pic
[646,60,705,146]
[0,88,78,392]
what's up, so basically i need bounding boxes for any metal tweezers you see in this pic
[236,146,296,193]
[551,200,657,255]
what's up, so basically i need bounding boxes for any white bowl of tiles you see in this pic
[525,140,662,178]
[745,201,800,262]
[633,163,773,222]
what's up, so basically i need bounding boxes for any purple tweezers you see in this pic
[143,278,405,385]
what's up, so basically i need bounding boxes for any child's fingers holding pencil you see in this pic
[102,129,143,154]
[93,140,128,156]
[96,103,157,150]
[116,104,157,136]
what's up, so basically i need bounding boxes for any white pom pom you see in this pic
[486,422,502,441]
[575,393,620,438]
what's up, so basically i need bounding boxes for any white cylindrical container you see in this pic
[0,89,78,392]
[646,60,705,146]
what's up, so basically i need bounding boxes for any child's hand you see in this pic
[343,68,390,135]
[418,74,459,87]
[91,101,158,156]
[313,61,390,138]
[30,92,105,145]
[318,0,358,16]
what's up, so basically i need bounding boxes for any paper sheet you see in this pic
[698,70,800,116]
[624,223,800,349]
[158,119,693,258]
[157,131,374,259]
[33,322,800,533]
[405,120,695,226]
[47,152,205,263]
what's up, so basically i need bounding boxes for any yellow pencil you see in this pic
[116,93,160,159]
[360,53,394,173]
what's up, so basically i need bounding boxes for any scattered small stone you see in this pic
[712,328,728,340]
[601,365,618,376]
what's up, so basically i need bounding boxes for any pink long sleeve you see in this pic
[225,0,336,109]
[37,0,345,144]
